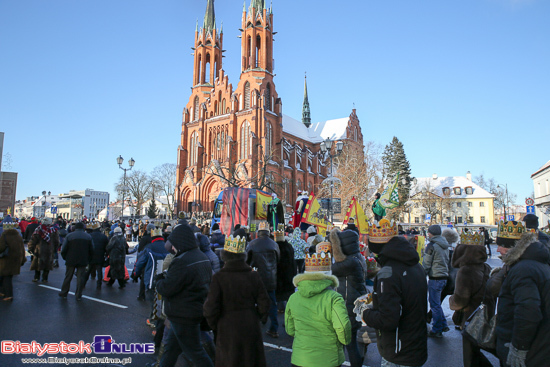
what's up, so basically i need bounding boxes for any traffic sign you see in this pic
[425,214,431,221]
[51,206,57,214]
[526,206,535,214]
[508,215,515,221]
[526,198,534,206]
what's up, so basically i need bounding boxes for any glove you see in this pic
[353,293,374,322]
[154,272,166,282]
[505,343,528,367]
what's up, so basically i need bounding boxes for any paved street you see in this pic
[1,245,502,367]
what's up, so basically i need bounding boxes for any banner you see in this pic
[301,193,330,233]
[379,173,400,209]
[220,187,249,235]
[342,197,369,236]
[255,191,272,220]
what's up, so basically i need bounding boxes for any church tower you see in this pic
[240,0,274,73]
[302,75,311,127]
[192,0,224,88]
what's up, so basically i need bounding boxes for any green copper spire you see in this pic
[250,0,265,13]
[302,74,311,128]
[195,19,199,32]
[203,0,216,34]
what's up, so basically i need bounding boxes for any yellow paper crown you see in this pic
[224,235,247,254]
[258,221,270,232]
[316,241,332,254]
[497,220,525,240]
[368,219,398,243]
[305,252,332,274]
[460,232,484,246]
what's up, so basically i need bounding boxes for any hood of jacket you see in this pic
[196,233,211,252]
[451,244,488,268]
[293,272,339,298]
[429,235,450,250]
[330,228,360,262]
[503,232,549,267]
[376,235,420,267]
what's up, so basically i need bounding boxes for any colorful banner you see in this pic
[342,197,369,235]
[301,193,330,232]
[255,190,272,220]
[220,187,249,235]
[379,173,400,209]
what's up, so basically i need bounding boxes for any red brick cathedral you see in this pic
[176,0,364,214]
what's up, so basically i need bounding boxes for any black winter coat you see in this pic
[496,233,550,366]
[330,229,368,331]
[61,229,93,267]
[363,236,428,367]
[246,234,280,291]
[106,234,128,280]
[156,235,212,324]
[90,230,109,265]
[275,240,296,302]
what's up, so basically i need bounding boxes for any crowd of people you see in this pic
[0,211,549,367]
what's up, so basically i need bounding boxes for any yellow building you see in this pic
[406,172,495,225]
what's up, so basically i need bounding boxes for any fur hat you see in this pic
[307,226,317,234]
[42,217,53,225]
[442,228,459,244]
[428,225,441,236]
[523,214,539,229]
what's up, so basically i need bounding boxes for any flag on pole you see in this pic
[255,191,272,220]
[220,187,249,235]
[342,197,369,236]
[379,173,400,209]
[301,193,330,235]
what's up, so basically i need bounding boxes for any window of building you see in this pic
[193,96,199,121]
[265,84,271,111]
[456,202,462,208]
[244,82,251,109]
[266,122,272,156]
[453,187,462,195]
[240,121,251,160]
[480,202,485,207]
[465,186,473,195]
[457,216,463,223]
[469,216,474,223]
[190,131,198,165]
[415,217,419,224]
[481,216,486,223]
[468,202,473,207]
[284,180,290,204]
[442,187,450,196]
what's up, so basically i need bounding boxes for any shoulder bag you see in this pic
[462,271,496,352]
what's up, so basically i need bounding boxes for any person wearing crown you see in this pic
[448,232,494,366]
[486,221,550,367]
[246,221,280,338]
[285,252,351,367]
[362,219,428,367]
[203,234,270,367]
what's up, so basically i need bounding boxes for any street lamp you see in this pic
[497,184,509,221]
[117,155,135,221]
[320,138,344,223]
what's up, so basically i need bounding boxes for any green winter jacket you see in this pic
[285,272,351,367]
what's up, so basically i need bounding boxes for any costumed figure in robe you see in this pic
[267,193,285,230]
[293,191,310,231]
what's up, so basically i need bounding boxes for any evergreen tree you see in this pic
[382,137,412,216]
[147,198,158,219]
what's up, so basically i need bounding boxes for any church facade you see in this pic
[176,0,364,214]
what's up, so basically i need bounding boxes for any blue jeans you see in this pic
[267,290,278,333]
[428,279,448,333]
[159,320,213,367]
[381,357,422,367]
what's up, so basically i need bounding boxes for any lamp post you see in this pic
[319,138,344,223]
[497,184,508,221]
[117,155,135,221]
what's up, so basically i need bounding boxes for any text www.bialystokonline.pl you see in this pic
[21,357,132,365]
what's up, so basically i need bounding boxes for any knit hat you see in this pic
[523,214,539,229]
[168,223,197,253]
[114,227,122,234]
[146,223,156,233]
[428,225,441,236]
[307,226,317,234]
[165,226,172,233]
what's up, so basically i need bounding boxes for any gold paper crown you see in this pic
[224,235,247,254]
[497,220,525,240]
[274,230,285,242]
[368,219,398,243]
[460,232,484,246]
[305,252,332,273]
[316,241,332,254]
[151,228,162,237]
[258,221,270,232]
[277,223,285,232]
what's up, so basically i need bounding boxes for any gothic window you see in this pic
[190,131,198,165]
[354,127,358,141]
[193,96,199,121]
[265,84,271,111]
[255,35,261,68]
[266,122,273,156]
[220,131,225,160]
[308,182,312,193]
[214,101,218,116]
[222,99,226,114]
[205,53,211,83]
[284,180,290,204]
[297,180,302,191]
[240,121,251,160]
[244,82,251,109]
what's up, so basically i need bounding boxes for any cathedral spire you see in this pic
[203,0,216,34]
[302,74,311,128]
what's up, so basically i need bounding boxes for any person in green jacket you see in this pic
[372,193,386,221]
[285,267,352,367]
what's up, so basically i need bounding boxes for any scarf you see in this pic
[34,224,59,243]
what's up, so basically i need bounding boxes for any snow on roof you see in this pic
[411,176,495,199]
[282,114,349,143]
[532,160,550,177]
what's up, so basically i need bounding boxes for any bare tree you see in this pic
[115,170,154,215]
[151,163,177,219]
[474,174,517,210]
[411,179,442,223]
